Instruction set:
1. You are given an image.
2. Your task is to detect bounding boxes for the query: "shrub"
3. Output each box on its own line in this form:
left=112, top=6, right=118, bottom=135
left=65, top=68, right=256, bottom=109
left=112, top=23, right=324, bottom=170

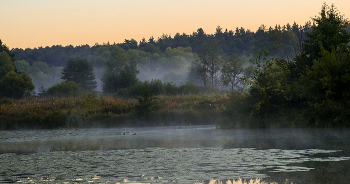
left=222, top=92, right=253, bottom=128
left=41, top=81, right=84, bottom=98
left=65, top=114, right=83, bottom=128
left=164, top=82, right=178, bottom=96
left=178, top=81, right=200, bottom=95
left=42, top=110, right=67, bottom=129
left=149, top=79, right=164, bottom=95
left=134, top=88, right=159, bottom=121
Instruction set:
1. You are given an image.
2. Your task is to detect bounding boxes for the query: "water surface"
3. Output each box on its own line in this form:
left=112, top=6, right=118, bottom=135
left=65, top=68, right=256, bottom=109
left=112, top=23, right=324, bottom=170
left=1, top=126, right=350, bottom=183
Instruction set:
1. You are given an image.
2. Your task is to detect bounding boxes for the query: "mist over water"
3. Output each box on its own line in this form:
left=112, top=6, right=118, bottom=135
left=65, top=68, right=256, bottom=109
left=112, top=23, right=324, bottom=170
left=1, top=126, right=350, bottom=183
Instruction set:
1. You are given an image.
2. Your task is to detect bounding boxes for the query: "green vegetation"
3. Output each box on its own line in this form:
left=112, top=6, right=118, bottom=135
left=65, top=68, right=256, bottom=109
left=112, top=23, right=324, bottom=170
left=0, top=94, right=228, bottom=130
left=222, top=3, right=350, bottom=129
left=102, top=46, right=139, bottom=94
left=192, top=40, right=224, bottom=88
left=40, top=81, right=84, bottom=98
left=62, top=57, right=97, bottom=92
left=14, top=59, right=63, bottom=91
left=221, top=54, right=245, bottom=92
left=1, top=3, right=350, bottom=130
left=0, top=47, right=35, bottom=99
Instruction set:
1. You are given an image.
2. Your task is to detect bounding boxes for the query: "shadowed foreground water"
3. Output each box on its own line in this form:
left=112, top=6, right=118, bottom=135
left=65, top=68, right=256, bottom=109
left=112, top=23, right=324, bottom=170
left=1, top=125, right=350, bottom=183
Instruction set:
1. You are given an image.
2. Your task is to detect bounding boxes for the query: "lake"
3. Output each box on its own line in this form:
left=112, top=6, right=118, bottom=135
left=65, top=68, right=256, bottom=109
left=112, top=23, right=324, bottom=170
left=1, top=125, right=350, bottom=183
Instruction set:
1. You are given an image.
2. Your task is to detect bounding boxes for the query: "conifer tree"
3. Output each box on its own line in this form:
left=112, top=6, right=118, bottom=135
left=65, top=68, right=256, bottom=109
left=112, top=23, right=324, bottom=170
left=62, top=57, right=97, bottom=92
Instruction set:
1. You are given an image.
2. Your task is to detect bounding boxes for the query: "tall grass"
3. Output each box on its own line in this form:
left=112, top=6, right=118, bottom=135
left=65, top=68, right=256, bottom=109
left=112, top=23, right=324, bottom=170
left=0, top=94, right=229, bottom=130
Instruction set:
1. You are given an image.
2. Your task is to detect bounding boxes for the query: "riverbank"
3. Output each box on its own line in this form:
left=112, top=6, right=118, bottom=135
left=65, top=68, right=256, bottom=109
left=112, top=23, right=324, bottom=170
left=0, top=94, right=228, bottom=130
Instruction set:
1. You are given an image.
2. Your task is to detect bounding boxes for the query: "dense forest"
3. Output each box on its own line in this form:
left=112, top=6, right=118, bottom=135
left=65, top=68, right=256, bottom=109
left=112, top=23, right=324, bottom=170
left=13, top=21, right=312, bottom=66
left=1, top=3, right=350, bottom=130
left=11, top=21, right=315, bottom=92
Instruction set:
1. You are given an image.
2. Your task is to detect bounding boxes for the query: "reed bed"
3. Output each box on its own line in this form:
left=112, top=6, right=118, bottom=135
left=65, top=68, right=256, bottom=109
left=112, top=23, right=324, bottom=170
left=0, top=94, right=229, bottom=130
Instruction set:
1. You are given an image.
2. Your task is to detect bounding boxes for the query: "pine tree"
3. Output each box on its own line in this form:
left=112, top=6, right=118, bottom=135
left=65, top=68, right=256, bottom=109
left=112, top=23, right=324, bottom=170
left=61, top=57, right=97, bottom=92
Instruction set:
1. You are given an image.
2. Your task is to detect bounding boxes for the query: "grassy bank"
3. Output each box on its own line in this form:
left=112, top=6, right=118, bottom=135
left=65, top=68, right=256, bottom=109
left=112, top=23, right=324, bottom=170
left=0, top=94, right=229, bottom=130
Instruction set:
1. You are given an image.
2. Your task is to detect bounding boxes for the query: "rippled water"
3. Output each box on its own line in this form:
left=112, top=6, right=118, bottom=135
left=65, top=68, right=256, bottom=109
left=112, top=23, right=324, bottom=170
left=1, top=126, right=350, bottom=183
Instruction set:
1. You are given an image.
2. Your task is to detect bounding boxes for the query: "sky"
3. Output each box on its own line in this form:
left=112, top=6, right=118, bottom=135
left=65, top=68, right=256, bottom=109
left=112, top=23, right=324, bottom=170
left=2, top=0, right=350, bottom=49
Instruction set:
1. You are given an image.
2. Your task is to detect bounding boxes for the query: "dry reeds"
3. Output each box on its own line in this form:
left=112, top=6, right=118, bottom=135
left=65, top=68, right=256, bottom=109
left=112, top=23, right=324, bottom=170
left=0, top=94, right=229, bottom=130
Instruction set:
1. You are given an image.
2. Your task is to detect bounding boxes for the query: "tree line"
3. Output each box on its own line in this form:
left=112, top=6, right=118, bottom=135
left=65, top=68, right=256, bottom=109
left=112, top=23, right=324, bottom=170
left=1, top=3, right=350, bottom=128
left=12, top=21, right=325, bottom=67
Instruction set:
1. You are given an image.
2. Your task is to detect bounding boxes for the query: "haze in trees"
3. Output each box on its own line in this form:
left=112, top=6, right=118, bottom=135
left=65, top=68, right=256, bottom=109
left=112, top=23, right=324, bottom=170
left=221, top=54, right=244, bottom=92
left=102, top=46, right=139, bottom=94
left=247, top=51, right=290, bottom=128
left=2, top=2, right=350, bottom=129
left=192, top=40, right=224, bottom=88
left=14, top=59, right=63, bottom=93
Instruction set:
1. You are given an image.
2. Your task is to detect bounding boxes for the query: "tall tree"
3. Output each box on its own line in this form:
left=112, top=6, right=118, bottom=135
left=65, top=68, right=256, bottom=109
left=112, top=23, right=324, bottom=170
left=0, top=39, right=16, bottom=72
left=61, top=57, right=97, bottom=92
left=0, top=51, right=15, bottom=78
left=102, top=46, right=139, bottom=94
left=221, top=54, right=244, bottom=92
left=193, top=40, right=223, bottom=88
left=247, top=51, right=289, bottom=128
left=301, top=44, right=350, bottom=127
left=0, top=51, right=34, bottom=98
left=0, top=71, right=34, bottom=98
left=293, top=3, right=350, bottom=77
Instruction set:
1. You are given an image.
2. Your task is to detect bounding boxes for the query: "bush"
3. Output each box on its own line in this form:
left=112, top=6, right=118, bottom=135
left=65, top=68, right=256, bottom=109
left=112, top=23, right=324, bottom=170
left=65, top=114, right=83, bottom=128
left=134, top=88, right=159, bottom=121
left=164, top=82, right=178, bottom=96
left=0, top=97, right=13, bottom=105
left=103, top=102, right=134, bottom=115
left=41, top=81, right=84, bottom=97
left=42, top=110, right=67, bottom=129
left=0, top=71, right=35, bottom=98
left=149, top=79, right=165, bottom=95
left=222, top=92, right=253, bottom=128
left=178, top=81, right=200, bottom=95
left=123, top=81, right=146, bottom=97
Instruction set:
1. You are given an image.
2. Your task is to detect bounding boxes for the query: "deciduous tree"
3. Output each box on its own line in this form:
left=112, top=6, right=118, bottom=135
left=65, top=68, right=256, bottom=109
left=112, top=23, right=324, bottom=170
left=192, top=40, right=223, bottom=88
left=102, top=46, right=139, bottom=94
left=0, top=71, right=34, bottom=98
left=0, top=51, right=14, bottom=78
left=247, top=51, right=289, bottom=127
left=221, top=54, right=244, bottom=92
left=0, top=51, right=34, bottom=98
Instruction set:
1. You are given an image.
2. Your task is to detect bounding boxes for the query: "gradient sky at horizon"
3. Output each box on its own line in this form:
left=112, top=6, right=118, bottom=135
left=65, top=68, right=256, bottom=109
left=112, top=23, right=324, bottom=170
left=2, top=0, right=350, bottom=49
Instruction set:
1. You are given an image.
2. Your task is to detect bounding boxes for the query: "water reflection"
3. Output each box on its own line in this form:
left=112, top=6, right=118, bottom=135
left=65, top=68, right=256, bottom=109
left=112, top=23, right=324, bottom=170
left=1, top=148, right=349, bottom=183
left=1, top=126, right=350, bottom=183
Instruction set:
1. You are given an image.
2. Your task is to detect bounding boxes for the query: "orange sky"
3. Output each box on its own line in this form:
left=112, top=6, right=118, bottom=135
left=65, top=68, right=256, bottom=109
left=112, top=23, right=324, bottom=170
left=2, top=0, right=350, bottom=49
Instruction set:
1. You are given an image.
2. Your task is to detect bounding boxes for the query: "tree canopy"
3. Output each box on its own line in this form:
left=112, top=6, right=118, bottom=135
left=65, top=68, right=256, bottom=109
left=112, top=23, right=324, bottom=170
left=102, top=46, right=139, bottom=94
left=0, top=50, right=34, bottom=98
left=61, top=57, right=97, bottom=92
left=221, top=54, right=244, bottom=92
left=293, top=3, right=350, bottom=77
left=192, top=40, right=224, bottom=88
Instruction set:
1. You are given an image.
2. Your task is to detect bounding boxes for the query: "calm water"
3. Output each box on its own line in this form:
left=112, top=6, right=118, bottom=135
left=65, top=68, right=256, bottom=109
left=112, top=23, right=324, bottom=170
left=1, top=125, right=350, bottom=183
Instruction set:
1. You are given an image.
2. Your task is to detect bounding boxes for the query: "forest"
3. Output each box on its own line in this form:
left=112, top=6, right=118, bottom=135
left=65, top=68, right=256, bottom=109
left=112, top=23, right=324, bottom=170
left=1, top=3, right=350, bottom=130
